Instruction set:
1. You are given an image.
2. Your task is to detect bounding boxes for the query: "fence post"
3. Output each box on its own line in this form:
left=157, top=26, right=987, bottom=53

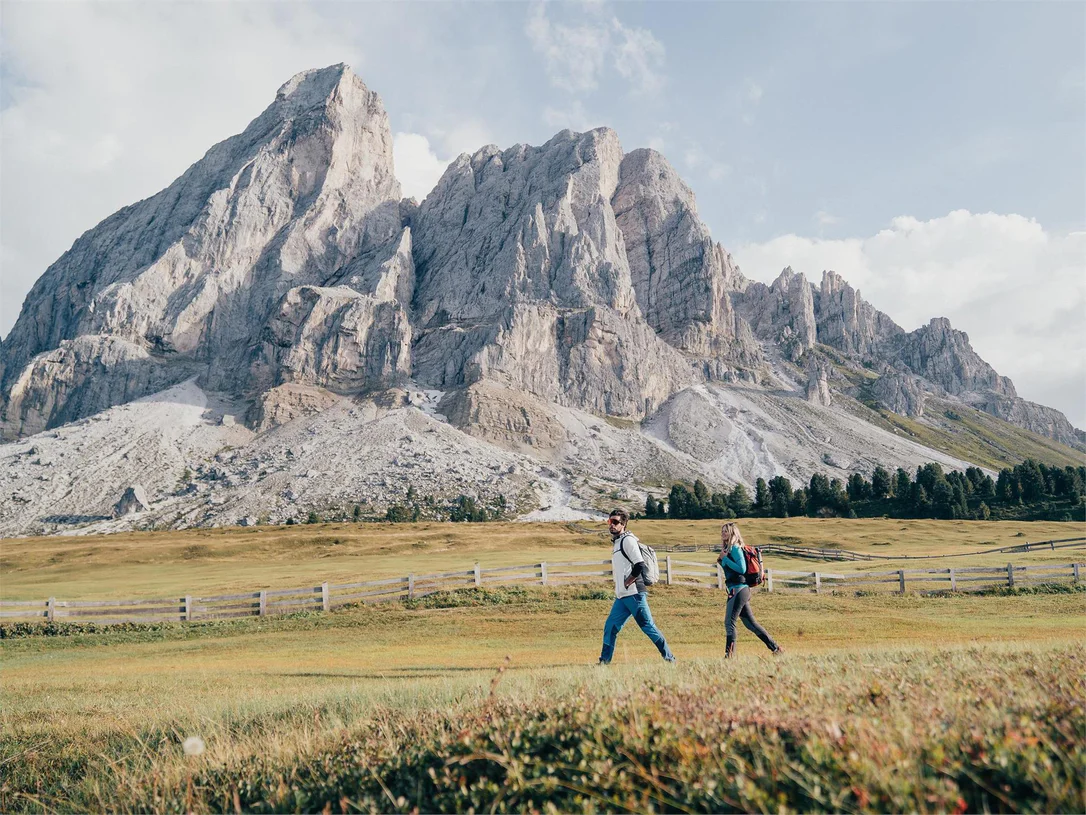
left=898, top=570, right=906, bottom=594
left=541, top=562, right=549, bottom=586
left=184, top=595, right=193, bottom=622
left=47, top=596, right=55, bottom=622
left=814, top=573, right=822, bottom=594
left=1074, top=563, right=1081, bottom=585
left=259, top=590, right=267, bottom=617
left=321, top=582, right=330, bottom=612
left=949, top=568, right=957, bottom=591
left=766, top=568, right=773, bottom=593
left=716, top=564, right=724, bottom=590
left=474, top=563, right=482, bottom=587
left=408, top=574, right=416, bottom=600
left=666, top=555, right=672, bottom=585
left=1007, top=562, right=1014, bottom=589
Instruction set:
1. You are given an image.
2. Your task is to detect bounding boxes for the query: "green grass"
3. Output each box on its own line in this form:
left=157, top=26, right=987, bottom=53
left=855, top=396, right=1084, bottom=471
left=1, top=585, right=1083, bottom=812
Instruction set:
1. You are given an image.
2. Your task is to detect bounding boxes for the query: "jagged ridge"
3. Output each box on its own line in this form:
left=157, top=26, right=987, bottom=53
left=1, top=64, right=1080, bottom=468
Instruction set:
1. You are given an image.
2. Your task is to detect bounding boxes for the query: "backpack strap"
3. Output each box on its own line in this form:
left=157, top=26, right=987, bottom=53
left=615, top=532, right=635, bottom=563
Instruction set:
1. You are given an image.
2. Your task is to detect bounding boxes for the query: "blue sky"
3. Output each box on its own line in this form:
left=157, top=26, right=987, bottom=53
left=2, top=1, right=1083, bottom=426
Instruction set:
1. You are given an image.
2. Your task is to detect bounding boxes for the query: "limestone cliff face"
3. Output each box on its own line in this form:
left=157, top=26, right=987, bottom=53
left=971, top=393, right=1085, bottom=448
left=1, top=64, right=406, bottom=439
left=2, top=64, right=1080, bottom=452
left=611, top=149, right=761, bottom=378
left=870, top=371, right=928, bottom=418
left=412, top=129, right=633, bottom=324
left=250, top=285, right=412, bottom=395
left=409, top=129, right=697, bottom=419
left=814, top=271, right=903, bottom=357
left=731, top=265, right=1080, bottom=445
left=734, top=267, right=817, bottom=362
left=891, top=318, right=1015, bottom=398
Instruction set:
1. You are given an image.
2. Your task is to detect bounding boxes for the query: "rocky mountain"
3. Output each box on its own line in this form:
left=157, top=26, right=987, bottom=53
left=1, top=64, right=1081, bottom=536
left=1, top=65, right=409, bottom=438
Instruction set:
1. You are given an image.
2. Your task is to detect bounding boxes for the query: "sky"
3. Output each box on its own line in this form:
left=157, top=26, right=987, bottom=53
left=1, top=1, right=1084, bottom=428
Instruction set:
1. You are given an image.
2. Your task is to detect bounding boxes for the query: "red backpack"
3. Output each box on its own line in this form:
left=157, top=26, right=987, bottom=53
left=742, top=544, right=764, bottom=587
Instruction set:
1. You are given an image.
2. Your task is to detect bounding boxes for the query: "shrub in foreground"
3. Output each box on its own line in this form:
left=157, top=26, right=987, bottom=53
left=121, top=651, right=1083, bottom=814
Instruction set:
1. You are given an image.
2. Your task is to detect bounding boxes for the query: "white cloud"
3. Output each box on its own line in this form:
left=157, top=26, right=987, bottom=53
left=393, top=133, right=452, bottom=201
left=392, top=119, right=496, bottom=201
left=526, top=3, right=611, bottom=94
left=613, top=20, right=666, bottom=95
left=0, top=1, right=360, bottom=338
left=526, top=2, right=665, bottom=97
left=746, top=79, right=764, bottom=103
left=815, top=210, right=840, bottom=227
left=733, top=211, right=1086, bottom=428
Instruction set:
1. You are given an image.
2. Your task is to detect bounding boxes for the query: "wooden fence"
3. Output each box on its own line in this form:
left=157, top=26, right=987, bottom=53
left=1, top=556, right=1081, bottom=625
left=0, top=559, right=611, bottom=624
left=658, top=536, right=1086, bottom=561
left=761, top=561, right=1083, bottom=593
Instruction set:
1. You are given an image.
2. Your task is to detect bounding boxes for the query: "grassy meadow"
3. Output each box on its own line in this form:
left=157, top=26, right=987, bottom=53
left=2, top=518, right=1084, bottom=812
left=1, top=517, right=1082, bottom=601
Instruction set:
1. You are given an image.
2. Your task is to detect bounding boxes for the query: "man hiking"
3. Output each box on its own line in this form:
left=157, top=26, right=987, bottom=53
left=598, top=509, right=676, bottom=665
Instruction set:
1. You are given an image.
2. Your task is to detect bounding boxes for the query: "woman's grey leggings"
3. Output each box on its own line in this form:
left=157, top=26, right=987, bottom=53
left=725, top=586, right=779, bottom=651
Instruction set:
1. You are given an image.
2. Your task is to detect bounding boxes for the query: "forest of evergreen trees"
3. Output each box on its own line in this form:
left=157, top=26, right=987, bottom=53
left=644, top=459, right=1086, bottom=522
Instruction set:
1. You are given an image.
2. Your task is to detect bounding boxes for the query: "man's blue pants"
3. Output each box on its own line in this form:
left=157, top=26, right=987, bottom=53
left=599, top=593, right=674, bottom=663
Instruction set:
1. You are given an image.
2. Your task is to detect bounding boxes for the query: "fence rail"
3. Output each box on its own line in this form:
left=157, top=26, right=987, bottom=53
left=657, top=536, right=1086, bottom=561
left=1, top=556, right=1081, bottom=625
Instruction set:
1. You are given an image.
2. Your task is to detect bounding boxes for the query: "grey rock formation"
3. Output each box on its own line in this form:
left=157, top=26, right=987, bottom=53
left=969, top=393, right=1085, bottom=448
left=806, top=362, right=832, bottom=406
left=1, top=62, right=1080, bottom=463
left=410, top=129, right=697, bottom=419
left=2, top=335, right=203, bottom=439
left=1, top=64, right=405, bottom=439
left=439, top=381, right=567, bottom=452
left=113, top=484, right=150, bottom=517
left=246, top=383, right=341, bottom=433
left=891, top=318, right=1015, bottom=397
left=814, top=270, right=903, bottom=357
left=734, top=267, right=817, bottom=362
left=871, top=371, right=928, bottom=417
left=612, top=148, right=761, bottom=377
left=249, top=285, right=412, bottom=395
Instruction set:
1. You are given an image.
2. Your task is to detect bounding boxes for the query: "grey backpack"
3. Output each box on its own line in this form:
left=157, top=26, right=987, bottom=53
left=617, top=533, right=660, bottom=586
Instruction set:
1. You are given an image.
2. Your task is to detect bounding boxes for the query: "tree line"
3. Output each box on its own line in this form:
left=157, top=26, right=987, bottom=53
left=645, top=460, right=1086, bottom=522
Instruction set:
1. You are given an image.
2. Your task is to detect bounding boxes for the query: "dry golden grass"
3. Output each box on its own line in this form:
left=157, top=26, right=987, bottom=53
left=1, top=517, right=1082, bottom=601
left=2, top=585, right=1084, bottom=813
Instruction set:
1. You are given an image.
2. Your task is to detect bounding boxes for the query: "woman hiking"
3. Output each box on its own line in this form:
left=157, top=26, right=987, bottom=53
left=717, top=522, right=783, bottom=658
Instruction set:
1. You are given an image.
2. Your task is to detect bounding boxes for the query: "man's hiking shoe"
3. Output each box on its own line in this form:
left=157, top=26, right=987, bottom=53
left=596, top=659, right=610, bottom=666
left=664, top=656, right=677, bottom=664
left=772, top=647, right=785, bottom=657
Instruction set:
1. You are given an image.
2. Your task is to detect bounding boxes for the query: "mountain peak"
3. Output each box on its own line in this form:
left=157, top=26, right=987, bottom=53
left=274, top=63, right=355, bottom=106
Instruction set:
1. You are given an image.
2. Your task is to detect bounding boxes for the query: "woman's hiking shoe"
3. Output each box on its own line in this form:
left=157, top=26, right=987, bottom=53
left=772, top=646, right=785, bottom=656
